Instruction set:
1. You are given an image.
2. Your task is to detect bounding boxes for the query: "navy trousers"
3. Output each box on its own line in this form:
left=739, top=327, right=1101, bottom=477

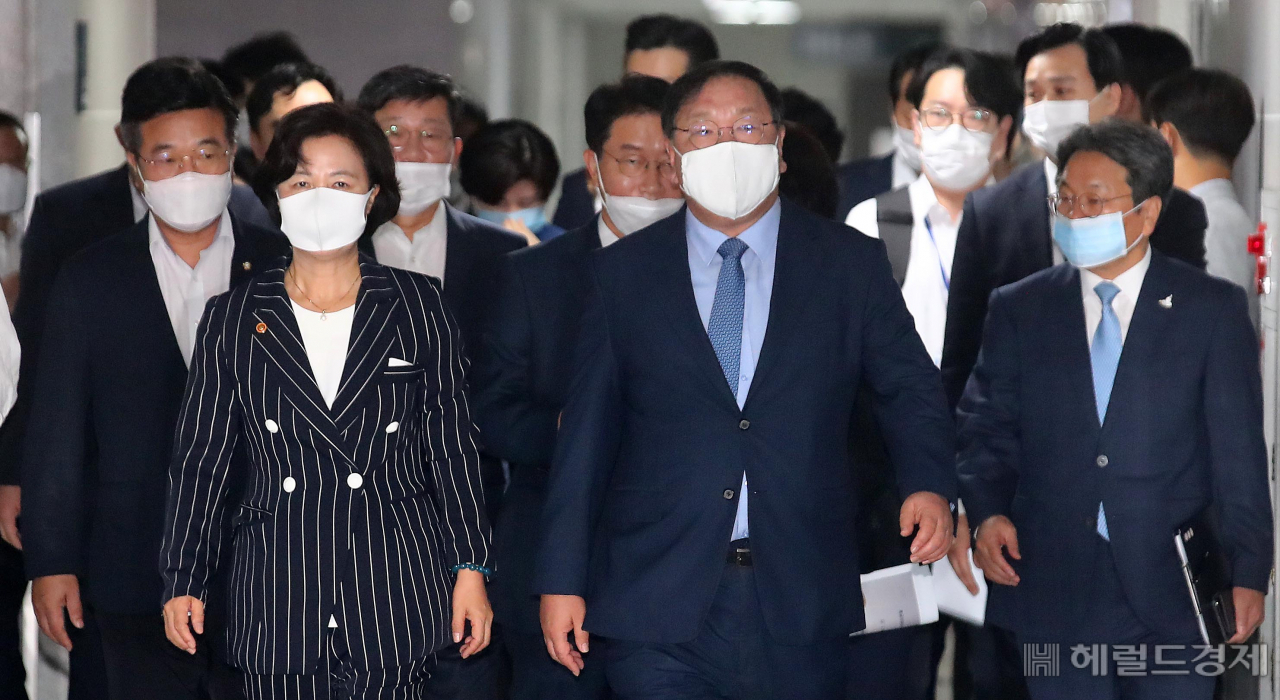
left=1017, top=540, right=1214, bottom=700
left=505, top=626, right=608, bottom=700
left=603, top=563, right=849, bottom=700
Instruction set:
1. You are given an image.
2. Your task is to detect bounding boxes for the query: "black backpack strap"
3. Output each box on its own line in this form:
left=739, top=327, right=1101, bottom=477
left=876, top=186, right=914, bottom=286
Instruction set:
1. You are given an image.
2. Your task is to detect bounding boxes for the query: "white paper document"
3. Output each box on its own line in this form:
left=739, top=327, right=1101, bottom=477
left=931, top=551, right=989, bottom=626
left=853, top=563, right=939, bottom=635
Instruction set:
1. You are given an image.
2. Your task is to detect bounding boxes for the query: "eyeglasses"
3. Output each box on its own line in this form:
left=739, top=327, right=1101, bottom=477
left=1048, top=192, right=1133, bottom=218
left=919, top=106, right=996, bottom=133
left=602, top=150, right=676, bottom=178
left=136, top=148, right=231, bottom=179
left=383, top=124, right=453, bottom=153
left=674, top=116, right=775, bottom=150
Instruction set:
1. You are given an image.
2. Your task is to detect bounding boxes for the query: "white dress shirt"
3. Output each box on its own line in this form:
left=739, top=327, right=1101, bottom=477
left=372, top=204, right=448, bottom=284
left=148, top=212, right=235, bottom=365
left=0, top=286, right=18, bottom=422
left=597, top=215, right=623, bottom=248
left=291, top=302, right=354, bottom=409
left=1080, top=245, right=1151, bottom=346
left=1190, top=178, right=1258, bottom=324
left=891, top=149, right=918, bottom=189
left=845, top=174, right=959, bottom=367
left=0, top=217, right=22, bottom=278
left=1045, top=159, right=1065, bottom=266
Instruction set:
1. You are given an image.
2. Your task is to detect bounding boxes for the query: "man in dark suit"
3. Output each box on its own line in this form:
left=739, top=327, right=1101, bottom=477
left=959, top=120, right=1271, bottom=700
left=943, top=22, right=1207, bottom=410
left=536, top=60, right=957, bottom=699
left=834, top=42, right=937, bottom=221
left=474, top=74, right=681, bottom=700
left=21, top=57, right=285, bottom=700
left=552, top=13, right=719, bottom=232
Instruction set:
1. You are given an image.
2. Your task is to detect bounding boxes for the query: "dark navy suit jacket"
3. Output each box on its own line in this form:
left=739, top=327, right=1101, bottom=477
left=473, top=220, right=602, bottom=633
left=943, top=161, right=1208, bottom=409
left=535, top=200, right=957, bottom=644
left=957, top=252, right=1272, bottom=641
left=551, top=169, right=596, bottom=232
left=835, top=153, right=894, bottom=222
left=0, top=164, right=272, bottom=485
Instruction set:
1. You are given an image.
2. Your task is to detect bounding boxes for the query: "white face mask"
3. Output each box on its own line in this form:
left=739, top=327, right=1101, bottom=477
left=919, top=124, right=995, bottom=192
left=139, top=169, right=233, bottom=232
left=678, top=140, right=780, bottom=221
left=593, top=155, right=683, bottom=236
left=277, top=187, right=373, bottom=252
left=395, top=161, right=451, bottom=217
left=0, top=164, right=27, bottom=214
left=1021, top=99, right=1090, bottom=161
left=893, top=125, right=922, bottom=172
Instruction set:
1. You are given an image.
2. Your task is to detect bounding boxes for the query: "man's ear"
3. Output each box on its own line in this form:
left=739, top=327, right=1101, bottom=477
left=1139, top=196, right=1163, bottom=236
left=993, top=115, right=1014, bottom=161
left=452, top=137, right=463, bottom=166
left=1156, top=122, right=1181, bottom=157
left=912, top=109, right=924, bottom=149
left=583, top=149, right=600, bottom=185
left=776, top=124, right=787, bottom=174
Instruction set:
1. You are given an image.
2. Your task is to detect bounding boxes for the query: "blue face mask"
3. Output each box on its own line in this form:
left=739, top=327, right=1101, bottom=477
left=1052, top=205, right=1144, bottom=269
left=474, top=205, right=547, bottom=232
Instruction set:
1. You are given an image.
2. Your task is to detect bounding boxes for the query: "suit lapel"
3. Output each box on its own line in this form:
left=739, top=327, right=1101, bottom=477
left=1027, top=164, right=1054, bottom=269
left=331, top=262, right=401, bottom=424
left=121, top=222, right=187, bottom=373
left=229, top=214, right=286, bottom=286
left=746, top=203, right=819, bottom=405
left=1100, top=252, right=1176, bottom=435
left=441, top=204, right=470, bottom=307
left=1045, top=265, right=1103, bottom=434
left=104, top=164, right=139, bottom=232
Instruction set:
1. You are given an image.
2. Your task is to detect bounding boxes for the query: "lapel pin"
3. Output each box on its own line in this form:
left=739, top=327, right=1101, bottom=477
left=1158, top=294, right=1173, bottom=309
left=242, top=261, right=252, bottom=271
left=256, top=322, right=267, bottom=334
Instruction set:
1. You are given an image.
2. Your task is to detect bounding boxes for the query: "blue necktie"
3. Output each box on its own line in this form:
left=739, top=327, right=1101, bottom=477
left=1091, top=281, right=1121, bottom=541
left=708, top=238, right=749, bottom=393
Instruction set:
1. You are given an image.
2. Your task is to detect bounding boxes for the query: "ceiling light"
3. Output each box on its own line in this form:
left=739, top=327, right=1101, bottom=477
left=702, top=0, right=802, bottom=25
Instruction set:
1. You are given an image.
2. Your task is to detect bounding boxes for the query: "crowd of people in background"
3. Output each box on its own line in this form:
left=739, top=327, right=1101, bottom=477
left=0, top=9, right=1268, bottom=700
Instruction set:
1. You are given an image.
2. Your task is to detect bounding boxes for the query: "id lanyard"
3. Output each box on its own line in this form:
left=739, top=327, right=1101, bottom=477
left=923, top=215, right=951, bottom=292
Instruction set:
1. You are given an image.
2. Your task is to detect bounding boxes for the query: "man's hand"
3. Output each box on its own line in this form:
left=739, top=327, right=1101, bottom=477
left=900, top=491, right=953, bottom=564
left=162, top=595, right=204, bottom=654
left=452, top=569, right=493, bottom=659
left=1228, top=587, right=1265, bottom=644
left=0, top=486, right=20, bottom=550
left=540, top=594, right=588, bottom=676
left=32, top=574, right=83, bottom=651
left=972, top=515, right=1020, bottom=586
left=948, top=512, right=981, bottom=595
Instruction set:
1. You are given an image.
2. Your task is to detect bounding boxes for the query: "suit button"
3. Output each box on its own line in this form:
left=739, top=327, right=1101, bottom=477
left=1096, top=455, right=1109, bottom=468
left=282, top=477, right=296, bottom=493
left=347, top=473, right=363, bottom=489
left=265, top=419, right=279, bottom=434
left=385, top=421, right=399, bottom=434
left=723, top=489, right=735, bottom=500
left=739, top=419, right=750, bottom=430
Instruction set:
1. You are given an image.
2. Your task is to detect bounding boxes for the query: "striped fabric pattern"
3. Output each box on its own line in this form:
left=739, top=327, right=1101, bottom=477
left=161, top=258, right=491, bottom=676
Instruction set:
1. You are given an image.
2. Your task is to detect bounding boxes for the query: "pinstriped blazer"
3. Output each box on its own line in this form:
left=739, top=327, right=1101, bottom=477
left=160, top=257, right=492, bottom=675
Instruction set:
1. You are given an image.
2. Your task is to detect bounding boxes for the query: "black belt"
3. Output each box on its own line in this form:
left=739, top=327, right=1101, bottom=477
left=728, top=539, right=752, bottom=566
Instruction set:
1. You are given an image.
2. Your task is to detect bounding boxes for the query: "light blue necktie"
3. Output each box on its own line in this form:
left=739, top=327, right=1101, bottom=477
left=1090, top=281, right=1121, bottom=541
left=708, top=238, right=749, bottom=539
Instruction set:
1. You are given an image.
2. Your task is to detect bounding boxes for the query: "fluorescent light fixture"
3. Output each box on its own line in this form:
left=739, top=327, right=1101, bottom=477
left=702, top=0, right=802, bottom=25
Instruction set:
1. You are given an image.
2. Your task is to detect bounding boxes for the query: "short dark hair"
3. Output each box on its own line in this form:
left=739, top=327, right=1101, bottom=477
left=458, top=119, right=561, bottom=206
left=455, top=96, right=489, bottom=142
left=252, top=102, right=400, bottom=238
left=625, top=14, right=720, bottom=68
left=662, top=60, right=784, bottom=139
left=889, top=42, right=943, bottom=102
left=1015, top=23, right=1123, bottom=93
left=779, top=122, right=838, bottom=220
left=780, top=88, right=843, bottom=163
left=1101, top=23, right=1193, bottom=106
left=907, top=48, right=1022, bottom=132
left=220, top=32, right=309, bottom=99
left=1148, top=68, right=1256, bottom=165
left=584, top=75, right=671, bottom=155
left=120, top=57, right=238, bottom=154
left=356, top=66, right=461, bottom=131
left=1056, top=120, right=1173, bottom=206
left=246, top=62, right=343, bottom=134
left=0, top=111, right=27, bottom=153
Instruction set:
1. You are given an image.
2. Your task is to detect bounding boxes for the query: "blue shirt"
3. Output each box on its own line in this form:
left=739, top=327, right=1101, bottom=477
left=686, top=201, right=781, bottom=541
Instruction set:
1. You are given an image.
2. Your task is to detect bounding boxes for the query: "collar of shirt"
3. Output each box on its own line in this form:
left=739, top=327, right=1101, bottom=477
left=1044, top=158, right=1059, bottom=196
left=597, top=214, right=623, bottom=248
left=131, top=181, right=149, bottom=223
left=1188, top=178, right=1237, bottom=204
left=1079, top=244, right=1152, bottom=344
left=685, top=198, right=781, bottom=272
left=892, top=149, right=918, bottom=189
left=371, top=202, right=449, bottom=281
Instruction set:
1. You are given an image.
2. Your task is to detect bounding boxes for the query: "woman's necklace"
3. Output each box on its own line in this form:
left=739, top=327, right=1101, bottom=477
left=289, top=266, right=360, bottom=321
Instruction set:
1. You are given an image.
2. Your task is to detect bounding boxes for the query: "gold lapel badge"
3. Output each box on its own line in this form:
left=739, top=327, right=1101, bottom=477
left=242, top=261, right=252, bottom=271
left=256, top=322, right=267, bottom=334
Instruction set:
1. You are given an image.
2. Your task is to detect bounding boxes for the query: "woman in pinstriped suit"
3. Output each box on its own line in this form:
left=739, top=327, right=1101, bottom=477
left=159, top=103, right=493, bottom=699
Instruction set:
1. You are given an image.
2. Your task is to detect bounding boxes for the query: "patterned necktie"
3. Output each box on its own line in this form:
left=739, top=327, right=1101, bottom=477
left=707, top=237, right=749, bottom=394
left=1091, top=281, right=1122, bottom=541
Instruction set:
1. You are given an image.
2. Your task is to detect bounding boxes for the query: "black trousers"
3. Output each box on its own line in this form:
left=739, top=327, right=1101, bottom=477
left=603, top=562, right=849, bottom=700
left=96, top=611, right=243, bottom=700
left=423, top=630, right=506, bottom=700
left=847, top=625, right=933, bottom=700
left=504, top=625, right=608, bottom=700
